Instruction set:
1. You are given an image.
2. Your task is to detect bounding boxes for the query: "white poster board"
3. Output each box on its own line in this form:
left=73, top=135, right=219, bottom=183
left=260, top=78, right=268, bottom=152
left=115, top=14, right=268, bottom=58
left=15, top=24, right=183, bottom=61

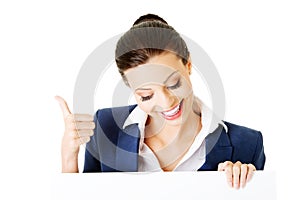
left=51, top=171, right=276, bottom=200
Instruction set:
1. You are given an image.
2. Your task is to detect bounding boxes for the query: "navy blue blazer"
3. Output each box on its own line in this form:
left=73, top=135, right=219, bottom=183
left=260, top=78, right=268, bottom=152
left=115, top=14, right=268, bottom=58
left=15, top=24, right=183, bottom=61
left=83, top=105, right=265, bottom=172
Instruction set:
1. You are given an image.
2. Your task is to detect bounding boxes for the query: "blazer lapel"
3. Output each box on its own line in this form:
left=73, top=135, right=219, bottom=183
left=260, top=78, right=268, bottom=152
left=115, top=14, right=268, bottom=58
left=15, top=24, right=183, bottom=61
left=199, top=124, right=233, bottom=170
left=115, top=123, right=140, bottom=172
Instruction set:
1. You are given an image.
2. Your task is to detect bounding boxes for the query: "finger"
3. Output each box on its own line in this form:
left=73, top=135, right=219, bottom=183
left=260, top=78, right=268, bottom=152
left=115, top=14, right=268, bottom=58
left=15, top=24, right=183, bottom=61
left=77, top=130, right=94, bottom=137
left=76, top=136, right=91, bottom=145
left=55, top=96, right=71, bottom=117
left=225, top=167, right=233, bottom=188
left=223, top=162, right=233, bottom=187
left=219, top=161, right=233, bottom=170
left=240, top=164, right=248, bottom=188
left=65, top=130, right=79, bottom=139
left=220, top=161, right=233, bottom=187
left=218, top=162, right=224, bottom=171
left=65, top=114, right=93, bottom=125
left=67, top=121, right=95, bottom=130
left=75, top=122, right=95, bottom=130
left=65, top=114, right=94, bottom=127
left=233, top=161, right=241, bottom=189
left=73, top=114, right=93, bottom=122
left=246, top=164, right=256, bottom=182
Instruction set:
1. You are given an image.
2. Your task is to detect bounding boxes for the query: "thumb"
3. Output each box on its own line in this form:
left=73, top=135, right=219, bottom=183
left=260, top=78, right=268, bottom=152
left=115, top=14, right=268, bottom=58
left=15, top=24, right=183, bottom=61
left=55, top=95, right=71, bottom=117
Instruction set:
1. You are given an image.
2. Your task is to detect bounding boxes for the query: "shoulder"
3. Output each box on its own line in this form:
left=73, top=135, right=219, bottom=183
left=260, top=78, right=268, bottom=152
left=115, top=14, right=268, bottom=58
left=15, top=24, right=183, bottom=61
left=95, top=104, right=137, bottom=123
left=223, top=121, right=263, bottom=149
left=91, top=104, right=138, bottom=145
left=95, top=104, right=137, bottom=117
left=222, top=121, right=265, bottom=169
left=224, top=121, right=262, bottom=138
left=93, top=104, right=137, bottom=134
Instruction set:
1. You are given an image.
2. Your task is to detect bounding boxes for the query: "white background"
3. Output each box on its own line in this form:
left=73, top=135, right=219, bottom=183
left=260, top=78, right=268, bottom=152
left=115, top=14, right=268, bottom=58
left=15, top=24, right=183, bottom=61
left=0, top=0, right=299, bottom=199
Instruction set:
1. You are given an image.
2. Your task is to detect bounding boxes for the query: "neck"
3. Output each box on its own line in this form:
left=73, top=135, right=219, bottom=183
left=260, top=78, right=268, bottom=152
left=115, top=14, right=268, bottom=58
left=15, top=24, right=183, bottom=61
left=144, top=106, right=202, bottom=152
left=144, top=109, right=202, bottom=170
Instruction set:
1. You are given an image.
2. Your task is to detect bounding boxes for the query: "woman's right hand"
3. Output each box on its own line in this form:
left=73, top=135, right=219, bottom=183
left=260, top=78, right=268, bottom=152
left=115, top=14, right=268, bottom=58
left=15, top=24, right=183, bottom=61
left=55, top=96, right=95, bottom=173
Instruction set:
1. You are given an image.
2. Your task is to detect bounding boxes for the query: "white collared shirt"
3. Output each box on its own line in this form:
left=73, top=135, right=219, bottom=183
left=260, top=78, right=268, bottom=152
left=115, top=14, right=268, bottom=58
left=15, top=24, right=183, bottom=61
left=123, top=97, right=227, bottom=172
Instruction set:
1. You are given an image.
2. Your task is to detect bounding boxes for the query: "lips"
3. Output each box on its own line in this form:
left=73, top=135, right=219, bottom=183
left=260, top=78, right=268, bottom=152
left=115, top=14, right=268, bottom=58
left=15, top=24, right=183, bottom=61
left=161, top=100, right=183, bottom=120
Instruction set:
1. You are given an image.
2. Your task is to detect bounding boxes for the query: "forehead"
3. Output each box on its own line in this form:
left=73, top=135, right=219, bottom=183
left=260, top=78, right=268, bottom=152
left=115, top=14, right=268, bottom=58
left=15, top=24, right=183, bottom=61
left=124, top=64, right=179, bottom=90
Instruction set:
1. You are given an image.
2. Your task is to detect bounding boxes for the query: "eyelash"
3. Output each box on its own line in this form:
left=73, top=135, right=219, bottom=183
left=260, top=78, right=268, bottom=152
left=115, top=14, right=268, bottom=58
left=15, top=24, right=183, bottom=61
left=140, top=79, right=182, bottom=102
left=167, top=79, right=181, bottom=90
left=141, top=94, right=153, bottom=102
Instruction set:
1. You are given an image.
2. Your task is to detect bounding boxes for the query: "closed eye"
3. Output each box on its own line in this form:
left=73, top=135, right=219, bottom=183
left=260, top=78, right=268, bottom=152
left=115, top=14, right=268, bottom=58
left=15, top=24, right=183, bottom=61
left=167, top=79, right=181, bottom=90
left=140, top=94, right=153, bottom=102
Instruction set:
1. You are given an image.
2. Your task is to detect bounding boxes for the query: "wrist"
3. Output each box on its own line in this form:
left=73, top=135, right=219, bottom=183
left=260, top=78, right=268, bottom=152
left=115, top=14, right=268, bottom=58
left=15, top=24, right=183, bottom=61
left=61, top=153, right=79, bottom=173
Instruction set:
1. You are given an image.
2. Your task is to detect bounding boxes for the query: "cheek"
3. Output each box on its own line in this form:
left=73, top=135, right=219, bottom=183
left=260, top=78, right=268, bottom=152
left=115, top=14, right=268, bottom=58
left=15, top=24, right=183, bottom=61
left=137, top=102, right=154, bottom=114
left=175, top=85, right=192, bottom=98
left=134, top=94, right=152, bottom=113
left=170, top=82, right=193, bottom=99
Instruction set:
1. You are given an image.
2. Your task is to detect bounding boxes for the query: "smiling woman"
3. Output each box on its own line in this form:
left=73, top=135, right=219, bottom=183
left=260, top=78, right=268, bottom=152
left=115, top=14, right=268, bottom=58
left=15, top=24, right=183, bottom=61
left=55, top=13, right=265, bottom=189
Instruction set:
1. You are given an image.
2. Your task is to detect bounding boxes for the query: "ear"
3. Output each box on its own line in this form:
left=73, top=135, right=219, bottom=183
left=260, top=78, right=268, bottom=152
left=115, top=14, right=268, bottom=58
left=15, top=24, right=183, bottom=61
left=186, top=56, right=192, bottom=75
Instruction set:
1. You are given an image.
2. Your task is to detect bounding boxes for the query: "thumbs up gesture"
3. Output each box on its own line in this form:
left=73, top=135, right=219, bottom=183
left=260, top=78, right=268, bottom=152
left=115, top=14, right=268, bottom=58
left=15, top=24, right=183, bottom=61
left=55, top=96, right=95, bottom=172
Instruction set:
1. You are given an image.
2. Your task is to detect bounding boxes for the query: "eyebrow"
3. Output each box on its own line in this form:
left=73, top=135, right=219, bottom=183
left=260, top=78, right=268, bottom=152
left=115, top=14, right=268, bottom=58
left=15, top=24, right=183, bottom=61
left=135, top=70, right=179, bottom=91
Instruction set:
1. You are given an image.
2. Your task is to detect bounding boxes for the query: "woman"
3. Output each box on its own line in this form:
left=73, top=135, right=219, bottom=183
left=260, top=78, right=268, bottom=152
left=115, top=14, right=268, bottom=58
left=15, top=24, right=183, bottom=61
left=56, top=14, right=265, bottom=189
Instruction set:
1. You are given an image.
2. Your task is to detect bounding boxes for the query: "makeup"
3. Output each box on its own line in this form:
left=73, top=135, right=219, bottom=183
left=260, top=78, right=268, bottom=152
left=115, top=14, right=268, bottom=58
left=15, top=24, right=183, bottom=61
left=125, top=63, right=192, bottom=100
left=124, top=61, right=196, bottom=130
left=161, top=100, right=183, bottom=120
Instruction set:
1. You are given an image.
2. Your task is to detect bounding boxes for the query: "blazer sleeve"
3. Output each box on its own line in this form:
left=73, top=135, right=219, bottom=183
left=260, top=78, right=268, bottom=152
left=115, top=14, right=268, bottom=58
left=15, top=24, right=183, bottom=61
left=252, top=131, right=266, bottom=170
left=83, top=110, right=102, bottom=172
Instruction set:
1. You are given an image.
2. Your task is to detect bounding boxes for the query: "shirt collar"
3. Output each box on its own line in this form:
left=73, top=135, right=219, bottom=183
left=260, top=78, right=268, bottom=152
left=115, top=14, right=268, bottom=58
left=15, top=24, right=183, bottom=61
left=123, top=104, right=148, bottom=129
left=122, top=96, right=228, bottom=133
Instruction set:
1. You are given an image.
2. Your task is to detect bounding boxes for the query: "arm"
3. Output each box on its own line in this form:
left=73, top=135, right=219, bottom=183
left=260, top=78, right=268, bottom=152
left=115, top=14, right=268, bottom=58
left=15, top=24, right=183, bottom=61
left=252, top=131, right=266, bottom=170
left=56, top=96, right=95, bottom=173
left=83, top=112, right=102, bottom=172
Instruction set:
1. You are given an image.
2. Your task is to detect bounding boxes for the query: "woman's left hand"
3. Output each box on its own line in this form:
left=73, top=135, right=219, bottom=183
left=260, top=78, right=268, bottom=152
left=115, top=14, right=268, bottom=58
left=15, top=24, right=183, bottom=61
left=218, top=161, right=256, bottom=189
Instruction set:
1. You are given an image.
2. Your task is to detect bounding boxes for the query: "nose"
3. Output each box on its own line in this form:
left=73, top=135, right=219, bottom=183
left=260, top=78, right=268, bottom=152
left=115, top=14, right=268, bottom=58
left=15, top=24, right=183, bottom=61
left=154, top=87, right=179, bottom=112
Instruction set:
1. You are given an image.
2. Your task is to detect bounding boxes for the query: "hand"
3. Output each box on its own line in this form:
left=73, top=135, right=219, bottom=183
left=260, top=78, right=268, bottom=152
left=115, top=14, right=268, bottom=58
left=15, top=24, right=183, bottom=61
left=218, top=161, right=256, bottom=189
left=55, top=96, right=95, bottom=172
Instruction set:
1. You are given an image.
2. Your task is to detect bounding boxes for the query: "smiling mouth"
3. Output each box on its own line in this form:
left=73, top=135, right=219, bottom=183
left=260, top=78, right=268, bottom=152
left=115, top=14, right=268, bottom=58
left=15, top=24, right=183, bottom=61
left=161, top=100, right=183, bottom=120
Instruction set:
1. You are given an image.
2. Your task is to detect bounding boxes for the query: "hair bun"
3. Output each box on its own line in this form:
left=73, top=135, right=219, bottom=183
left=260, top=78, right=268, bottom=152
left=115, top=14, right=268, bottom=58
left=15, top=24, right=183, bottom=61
left=133, top=14, right=168, bottom=26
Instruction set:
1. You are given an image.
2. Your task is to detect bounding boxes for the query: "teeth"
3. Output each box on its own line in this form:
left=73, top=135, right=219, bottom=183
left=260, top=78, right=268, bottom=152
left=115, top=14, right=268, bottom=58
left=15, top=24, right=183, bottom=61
left=162, top=103, right=180, bottom=116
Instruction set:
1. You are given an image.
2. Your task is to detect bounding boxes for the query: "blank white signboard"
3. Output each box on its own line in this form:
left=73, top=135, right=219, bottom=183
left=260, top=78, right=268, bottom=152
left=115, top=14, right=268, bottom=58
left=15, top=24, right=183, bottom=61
left=51, top=171, right=276, bottom=200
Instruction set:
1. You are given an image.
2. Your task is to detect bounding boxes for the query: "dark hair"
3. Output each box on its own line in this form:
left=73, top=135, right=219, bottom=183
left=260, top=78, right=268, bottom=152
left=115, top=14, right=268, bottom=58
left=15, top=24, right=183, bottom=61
left=132, top=14, right=168, bottom=26
left=115, top=14, right=190, bottom=85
